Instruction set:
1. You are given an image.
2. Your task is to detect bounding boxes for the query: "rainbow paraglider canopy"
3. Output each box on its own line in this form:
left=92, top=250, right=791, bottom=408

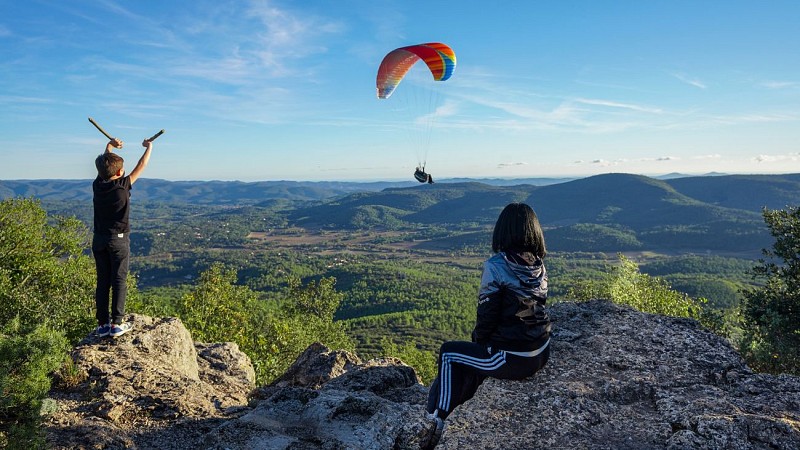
left=376, top=43, right=456, bottom=99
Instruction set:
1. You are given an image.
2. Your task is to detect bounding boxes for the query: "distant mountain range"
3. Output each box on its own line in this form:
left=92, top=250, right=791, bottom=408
left=2, top=172, right=792, bottom=205
left=3, top=173, right=798, bottom=255
left=283, top=173, right=799, bottom=254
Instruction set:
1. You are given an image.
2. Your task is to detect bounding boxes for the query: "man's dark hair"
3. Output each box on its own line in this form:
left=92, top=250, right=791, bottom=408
left=95, top=153, right=124, bottom=181
left=491, top=202, right=547, bottom=257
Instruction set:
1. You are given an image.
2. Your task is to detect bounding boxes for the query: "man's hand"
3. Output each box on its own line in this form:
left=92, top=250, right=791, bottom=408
left=142, top=139, right=153, bottom=150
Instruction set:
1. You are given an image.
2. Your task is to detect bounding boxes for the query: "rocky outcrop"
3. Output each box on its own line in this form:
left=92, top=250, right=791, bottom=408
left=44, top=301, right=800, bottom=449
left=45, top=315, right=256, bottom=449
left=208, top=343, right=431, bottom=449
left=44, top=316, right=432, bottom=449
left=441, top=300, right=800, bottom=449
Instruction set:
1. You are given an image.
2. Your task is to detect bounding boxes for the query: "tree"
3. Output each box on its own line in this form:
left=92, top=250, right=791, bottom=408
left=379, top=336, right=436, bottom=385
left=0, top=198, right=96, bottom=341
left=134, top=263, right=356, bottom=384
left=0, top=198, right=97, bottom=448
left=739, top=206, right=800, bottom=374
left=176, top=262, right=259, bottom=344
left=568, top=254, right=704, bottom=319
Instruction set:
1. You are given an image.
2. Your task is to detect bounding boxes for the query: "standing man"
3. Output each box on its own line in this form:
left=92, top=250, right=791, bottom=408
left=92, top=136, right=153, bottom=337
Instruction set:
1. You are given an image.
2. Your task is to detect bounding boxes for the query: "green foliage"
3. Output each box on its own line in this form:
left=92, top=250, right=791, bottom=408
left=131, top=262, right=354, bottom=385
left=0, top=198, right=102, bottom=448
left=245, top=273, right=355, bottom=383
left=568, top=254, right=705, bottom=320
left=266, top=276, right=355, bottom=379
left=379, top=336, right=437, bottom=385
left=178, top=262, right=259, bottom=343
left=349, top=205, right=408, bottom=229
left=547, top=223, right=642, bottom=252
left=0, top=198, right=96, bottom=343
left=739, top=206, right=800, bottom=375
left=0, top=319, right=69, bottom=449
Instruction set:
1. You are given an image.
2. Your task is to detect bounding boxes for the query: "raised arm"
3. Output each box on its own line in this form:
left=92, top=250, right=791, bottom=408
left=105, top=138, right=123, bottom=154
left=128, top=139, right=153, bottom=185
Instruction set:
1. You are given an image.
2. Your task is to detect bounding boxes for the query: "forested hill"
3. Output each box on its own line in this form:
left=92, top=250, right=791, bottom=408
left=286, top=173, right=799, bottom=254
left=289, top=173, right=800, bottom=227
left=0, top=179, right=416, bottom=203
left=2, top=173, right=799, bottom=255
left=2, top=173, right=797, bottom=210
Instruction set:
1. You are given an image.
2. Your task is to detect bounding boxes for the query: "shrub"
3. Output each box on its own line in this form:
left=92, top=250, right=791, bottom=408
left=0, top=319, right=69, bottom=449
left=739, top=206, right=800, bottom=374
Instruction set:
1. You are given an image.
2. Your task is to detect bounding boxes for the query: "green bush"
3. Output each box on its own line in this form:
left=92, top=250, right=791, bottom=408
left=568, top=254, right=707, bottom=320
left=131, top=263, right=355, bottom=385
left=739, top=206, right=800, bottom=375
left=0, top=197, right=104, bottom=449
left=0, top=320, right=69, bottom=449
left=379, top=337, right=437, bottom=385
left=0, top=197, right=96, bottom=343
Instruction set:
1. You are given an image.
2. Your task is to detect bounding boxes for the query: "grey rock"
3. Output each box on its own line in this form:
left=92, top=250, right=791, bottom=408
left=45, top=314, right=255, bottom=449
left=438, top=300, right=800, bottom=450
left=44, top=301, right=800, bottom=449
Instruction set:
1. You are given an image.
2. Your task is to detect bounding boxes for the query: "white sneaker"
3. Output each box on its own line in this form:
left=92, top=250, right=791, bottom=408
left=109, top=322, right=132, bottom=337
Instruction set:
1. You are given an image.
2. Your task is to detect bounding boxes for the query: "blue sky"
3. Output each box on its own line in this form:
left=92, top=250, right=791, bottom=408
left=1, top=0, right=799, bottom=182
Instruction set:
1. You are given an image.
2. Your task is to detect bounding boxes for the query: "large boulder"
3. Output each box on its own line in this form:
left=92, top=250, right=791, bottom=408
left=439, top=300, right=800, bottom=449
left=45, top=315, right=255, bottom=449
left=208, top=344, right=431, bottom=449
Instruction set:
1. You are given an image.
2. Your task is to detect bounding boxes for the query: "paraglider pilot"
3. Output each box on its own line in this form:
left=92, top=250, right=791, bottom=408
left=414, top=166, right=434, bottom=184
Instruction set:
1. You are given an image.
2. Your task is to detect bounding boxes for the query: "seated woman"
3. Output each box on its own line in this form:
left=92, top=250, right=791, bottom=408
left=421, top=202, right=551, bottom=449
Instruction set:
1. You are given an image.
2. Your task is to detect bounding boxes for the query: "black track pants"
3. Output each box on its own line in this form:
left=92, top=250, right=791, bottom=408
left=92, top=232, right=130, bottom=326
left=426, top=340, right=549, bottom=419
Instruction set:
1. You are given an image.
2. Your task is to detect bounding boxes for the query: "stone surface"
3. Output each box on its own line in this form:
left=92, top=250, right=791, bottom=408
left=439, top=300, right=800, bottom=450
left=45, top=315, right=255, bottom=449
left=44, top=301, right=800, bottom=449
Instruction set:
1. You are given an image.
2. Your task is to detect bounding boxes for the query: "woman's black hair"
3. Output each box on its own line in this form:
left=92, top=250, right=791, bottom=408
left=491, top=202, right=546, bottom=257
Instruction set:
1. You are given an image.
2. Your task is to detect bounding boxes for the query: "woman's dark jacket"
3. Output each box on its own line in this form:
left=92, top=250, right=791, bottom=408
left=472, top=251, right=551, bottom=352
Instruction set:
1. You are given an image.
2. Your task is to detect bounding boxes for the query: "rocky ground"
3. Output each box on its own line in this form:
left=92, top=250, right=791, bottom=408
left=44, top=300, right=800, bottom=449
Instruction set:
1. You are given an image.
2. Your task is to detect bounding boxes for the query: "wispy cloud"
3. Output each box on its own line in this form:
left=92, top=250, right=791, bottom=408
left=0, top=95, right=54, bottom=104
left=672, top=72, right=707, bottom=89
left=246, top=0, right=344, bottom=76
left=753, top=152, right=800, bottom=163
left=574, top=98, right=663, bottom=114
left=707, top=112, right=799, bottom=125
left=498, top=162, right=528, bottom=168
left=760, top=80, right=799, bottom=89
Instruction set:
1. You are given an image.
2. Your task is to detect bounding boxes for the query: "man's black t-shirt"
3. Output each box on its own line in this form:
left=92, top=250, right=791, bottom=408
left=93, top=175, right=132, bottom=235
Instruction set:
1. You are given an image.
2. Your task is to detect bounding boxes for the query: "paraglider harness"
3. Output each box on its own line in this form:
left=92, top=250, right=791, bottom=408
left=414, top=166, right=434, bottom=184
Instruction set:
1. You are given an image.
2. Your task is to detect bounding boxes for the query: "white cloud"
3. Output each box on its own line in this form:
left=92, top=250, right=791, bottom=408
left=574, top=98, right=663, bottom=114
left=753, top=152, right=800, bottom=163
left=760, top=80, right=799, bottom=89
left=497, top=162, right=528, bottom=168
left=246, top=0, right=345, bottom=76
left=672, top=73, right=707, bottom=89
